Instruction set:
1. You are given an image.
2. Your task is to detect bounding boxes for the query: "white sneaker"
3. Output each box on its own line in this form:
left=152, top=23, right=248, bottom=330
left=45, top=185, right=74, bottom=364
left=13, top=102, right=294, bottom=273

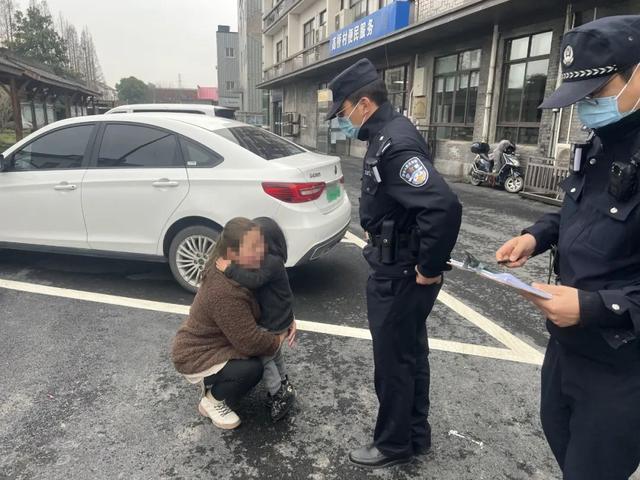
left=198, top=392, right=241, bottom=430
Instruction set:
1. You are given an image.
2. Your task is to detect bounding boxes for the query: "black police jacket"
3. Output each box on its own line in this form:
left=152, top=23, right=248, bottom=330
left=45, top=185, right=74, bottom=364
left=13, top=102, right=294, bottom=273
left=357, top=102, right=462, bottom=279
left=525, top=111, right=640, bottom=365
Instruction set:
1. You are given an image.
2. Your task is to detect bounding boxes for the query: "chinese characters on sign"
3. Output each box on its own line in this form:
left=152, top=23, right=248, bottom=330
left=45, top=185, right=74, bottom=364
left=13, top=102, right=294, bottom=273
left=331, top=19, right=375, bottom=52
left=329, top=0, right=410, bottom=56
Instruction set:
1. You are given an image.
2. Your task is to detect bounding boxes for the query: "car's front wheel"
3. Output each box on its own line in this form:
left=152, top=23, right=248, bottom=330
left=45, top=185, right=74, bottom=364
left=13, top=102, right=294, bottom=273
left=169, top=225, right=220, bottom=293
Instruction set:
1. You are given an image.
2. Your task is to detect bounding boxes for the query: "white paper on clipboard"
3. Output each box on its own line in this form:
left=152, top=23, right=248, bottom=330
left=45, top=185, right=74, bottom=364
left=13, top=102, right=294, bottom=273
left=449, top=259, right=553, bottom=299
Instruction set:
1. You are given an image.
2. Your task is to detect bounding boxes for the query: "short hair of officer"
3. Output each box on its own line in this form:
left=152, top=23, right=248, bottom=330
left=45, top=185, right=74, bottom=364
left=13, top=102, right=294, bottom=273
left=587, top=63, right=640, bottom=111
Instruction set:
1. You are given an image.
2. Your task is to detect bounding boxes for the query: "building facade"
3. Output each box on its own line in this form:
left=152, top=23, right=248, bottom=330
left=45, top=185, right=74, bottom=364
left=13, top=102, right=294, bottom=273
left=238, top=0, right=269, bottom=125
left=216, top=25, right=242, bottom=109
left=258, top=0, right=640, bottom=177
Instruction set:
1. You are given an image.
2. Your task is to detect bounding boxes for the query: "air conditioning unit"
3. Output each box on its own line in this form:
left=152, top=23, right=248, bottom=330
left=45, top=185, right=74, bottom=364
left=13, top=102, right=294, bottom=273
left=282, top=112, right=301, bottom=137
left=554, top=143, right=572, bottom=167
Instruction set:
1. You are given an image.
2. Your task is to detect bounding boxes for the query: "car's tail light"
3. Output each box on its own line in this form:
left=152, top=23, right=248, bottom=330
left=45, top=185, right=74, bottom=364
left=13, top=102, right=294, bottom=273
left=339, top=176, right=345, bottom=184
left=262, top=182, right=326, bottom=203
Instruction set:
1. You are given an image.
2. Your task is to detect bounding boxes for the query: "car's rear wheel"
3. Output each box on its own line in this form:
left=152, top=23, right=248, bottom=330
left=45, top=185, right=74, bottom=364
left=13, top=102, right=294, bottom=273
left=169, top=225, right=220, bottom=293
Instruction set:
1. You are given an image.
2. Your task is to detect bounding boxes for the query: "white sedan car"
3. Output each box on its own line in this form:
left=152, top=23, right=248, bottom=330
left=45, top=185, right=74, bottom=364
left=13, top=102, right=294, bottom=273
left=0, top=114, right=351, bottom=292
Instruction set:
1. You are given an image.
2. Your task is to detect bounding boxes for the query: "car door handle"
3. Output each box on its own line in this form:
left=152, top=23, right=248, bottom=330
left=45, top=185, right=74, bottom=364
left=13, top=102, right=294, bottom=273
left=152, top=179, right=180, bottom=188
left=54, top=182, right=77, bottom=191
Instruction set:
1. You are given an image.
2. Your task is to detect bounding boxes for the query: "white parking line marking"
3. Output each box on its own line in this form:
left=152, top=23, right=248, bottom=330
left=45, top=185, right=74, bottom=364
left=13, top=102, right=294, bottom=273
left=341, top=233, right=544, bottom=366
left=0, top=278, right=190, bottom=315
left=342, top=231, right=367, bottom=248
left=0, top=273, right=542, bottom=365
left=299, top=319, right=539, bottom=364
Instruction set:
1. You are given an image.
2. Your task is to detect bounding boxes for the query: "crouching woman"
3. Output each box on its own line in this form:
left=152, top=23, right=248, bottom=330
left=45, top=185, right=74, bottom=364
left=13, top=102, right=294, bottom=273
left=171, top=217, right=286, bottom=430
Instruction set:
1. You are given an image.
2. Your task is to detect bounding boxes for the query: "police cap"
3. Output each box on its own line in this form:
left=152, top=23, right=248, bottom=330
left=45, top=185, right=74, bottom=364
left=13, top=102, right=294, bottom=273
left=326, top=58, right=380, bottom=120
left=540, top=15, right=640, bottom=109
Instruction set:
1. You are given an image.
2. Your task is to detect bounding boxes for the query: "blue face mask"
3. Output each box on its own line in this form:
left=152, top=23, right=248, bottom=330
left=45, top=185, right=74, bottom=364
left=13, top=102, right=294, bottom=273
left=337, top=102, right=365, bottom=139
left=577, top=65, right=640, bottom=129
left=338, top=116, right=360, bottom=139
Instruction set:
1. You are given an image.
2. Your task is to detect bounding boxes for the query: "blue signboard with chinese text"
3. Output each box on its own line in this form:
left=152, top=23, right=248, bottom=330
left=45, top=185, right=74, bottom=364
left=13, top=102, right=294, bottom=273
left=329, top=1, right=410, bottom=56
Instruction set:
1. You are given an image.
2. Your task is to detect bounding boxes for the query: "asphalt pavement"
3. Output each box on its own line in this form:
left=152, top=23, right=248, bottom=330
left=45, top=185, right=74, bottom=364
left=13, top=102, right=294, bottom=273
left=2, top=156, right=633, bottom=480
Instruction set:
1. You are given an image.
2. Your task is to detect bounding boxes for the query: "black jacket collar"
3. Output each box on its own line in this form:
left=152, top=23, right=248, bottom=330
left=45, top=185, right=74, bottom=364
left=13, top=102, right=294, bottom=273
left=358, top=102, right=395, bottom=142
left=595, top=110, right=640, bottom=149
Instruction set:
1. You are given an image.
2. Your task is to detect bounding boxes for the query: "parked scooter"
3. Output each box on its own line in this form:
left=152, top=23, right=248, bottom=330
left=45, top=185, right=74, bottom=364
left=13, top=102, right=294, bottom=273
left=468, top=140, right=525, bottom=193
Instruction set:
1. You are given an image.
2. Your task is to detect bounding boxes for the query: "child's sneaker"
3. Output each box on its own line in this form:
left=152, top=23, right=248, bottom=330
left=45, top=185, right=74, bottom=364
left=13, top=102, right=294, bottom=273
left=198, top=391, right=241, bottom=430
left=268, top=378, right=296, bottom=422
left=281, top=375, right=296, bottom=397
left=265, top=376, right=296, bottom=408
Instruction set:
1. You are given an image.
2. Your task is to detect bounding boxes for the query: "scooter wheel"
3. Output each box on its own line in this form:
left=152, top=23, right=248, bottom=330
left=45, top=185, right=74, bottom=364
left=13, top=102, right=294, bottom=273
left=504, top=175, right=524, bottom=193
left=469, top=169, right=482, bottom=186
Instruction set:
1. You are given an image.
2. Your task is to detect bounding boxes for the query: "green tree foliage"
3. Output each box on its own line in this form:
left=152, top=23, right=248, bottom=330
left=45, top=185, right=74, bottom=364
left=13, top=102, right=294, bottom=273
left=8, top=3, right=67, bottom=66
left=116, top=77, right=150, bottom=104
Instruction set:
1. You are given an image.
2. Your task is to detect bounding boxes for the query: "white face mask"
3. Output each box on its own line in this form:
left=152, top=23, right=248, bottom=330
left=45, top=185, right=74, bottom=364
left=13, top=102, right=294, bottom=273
left=577, top=64, right=640, bottom=129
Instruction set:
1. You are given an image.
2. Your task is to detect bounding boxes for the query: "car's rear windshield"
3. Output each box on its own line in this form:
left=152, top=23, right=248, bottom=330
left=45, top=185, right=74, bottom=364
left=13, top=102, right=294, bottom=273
left=213, top=126, right=304, bottom=160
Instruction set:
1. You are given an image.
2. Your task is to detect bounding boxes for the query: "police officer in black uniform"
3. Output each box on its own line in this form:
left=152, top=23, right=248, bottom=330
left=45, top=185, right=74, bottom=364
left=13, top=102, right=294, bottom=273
left=326, top=59, right=462, bottom=469
left=496, top=16, right=640, bottom=480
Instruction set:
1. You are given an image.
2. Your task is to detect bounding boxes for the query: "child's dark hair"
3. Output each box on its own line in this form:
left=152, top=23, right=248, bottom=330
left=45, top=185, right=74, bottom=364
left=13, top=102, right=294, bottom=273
left=253, top=217, right=288, bottom=263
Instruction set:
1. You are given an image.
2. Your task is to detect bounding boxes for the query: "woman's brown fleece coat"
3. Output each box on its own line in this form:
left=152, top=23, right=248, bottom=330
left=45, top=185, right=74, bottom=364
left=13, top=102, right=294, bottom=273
left=172, top=270, right=280, bottom=375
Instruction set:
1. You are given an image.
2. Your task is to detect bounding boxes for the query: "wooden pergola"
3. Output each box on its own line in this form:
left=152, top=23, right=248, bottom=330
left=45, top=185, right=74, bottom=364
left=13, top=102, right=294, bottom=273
left=0, top=49, right=99, bottom=141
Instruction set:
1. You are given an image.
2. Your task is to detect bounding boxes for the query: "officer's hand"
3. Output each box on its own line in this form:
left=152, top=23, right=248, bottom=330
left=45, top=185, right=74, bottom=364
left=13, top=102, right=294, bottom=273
left=495, top=234, right=537, bottom=268
left=521, top=284, right=580, bottom=328
left=415, top=267, right=442, bottom=285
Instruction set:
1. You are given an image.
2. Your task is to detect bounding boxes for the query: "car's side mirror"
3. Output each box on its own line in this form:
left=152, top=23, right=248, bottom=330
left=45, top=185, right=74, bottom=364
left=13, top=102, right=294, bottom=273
left=0, top=154, right=11, bottom=172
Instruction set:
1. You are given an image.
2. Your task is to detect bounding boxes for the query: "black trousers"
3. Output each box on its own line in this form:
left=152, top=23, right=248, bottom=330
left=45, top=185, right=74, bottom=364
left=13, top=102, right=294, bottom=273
left=367, top=274, right=441, bottom=457
left=204, top=358, right=263, bottom=404
left=541, top=340, right=640, bottom=480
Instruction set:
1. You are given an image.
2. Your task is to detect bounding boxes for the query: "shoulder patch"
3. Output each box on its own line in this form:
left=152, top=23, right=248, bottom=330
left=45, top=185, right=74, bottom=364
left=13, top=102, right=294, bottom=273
left=399, top=157, right=429, bottom=187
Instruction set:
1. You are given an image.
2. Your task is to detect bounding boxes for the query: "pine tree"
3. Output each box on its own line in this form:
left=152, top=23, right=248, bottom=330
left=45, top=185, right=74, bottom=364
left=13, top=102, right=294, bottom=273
left=8, top=2, right=67, bottom=66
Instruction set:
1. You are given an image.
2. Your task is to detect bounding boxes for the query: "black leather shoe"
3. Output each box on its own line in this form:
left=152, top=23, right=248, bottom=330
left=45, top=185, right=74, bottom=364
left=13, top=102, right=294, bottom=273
left=413, top=444, right=432, bottom=456
left=348, top=444, right=412, bottom=469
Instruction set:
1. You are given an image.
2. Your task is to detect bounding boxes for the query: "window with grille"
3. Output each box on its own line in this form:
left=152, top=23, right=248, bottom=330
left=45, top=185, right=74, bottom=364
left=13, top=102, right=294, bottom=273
left=496, top=32, right=553, bottom=145
left=431, top=49, right=481, bottom=141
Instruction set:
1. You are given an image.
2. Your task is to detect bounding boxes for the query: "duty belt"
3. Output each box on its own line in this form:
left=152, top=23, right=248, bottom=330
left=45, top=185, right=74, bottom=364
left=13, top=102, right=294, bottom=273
left=368, top=232, right=412, bottom=248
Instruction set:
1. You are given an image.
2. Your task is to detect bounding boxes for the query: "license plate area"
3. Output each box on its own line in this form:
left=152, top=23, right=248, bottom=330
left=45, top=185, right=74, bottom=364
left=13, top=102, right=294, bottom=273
left=326, top=182, right=341, bottom=202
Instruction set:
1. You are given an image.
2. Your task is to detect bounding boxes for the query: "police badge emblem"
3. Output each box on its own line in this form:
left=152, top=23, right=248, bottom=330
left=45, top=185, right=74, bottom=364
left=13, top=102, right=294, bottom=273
left=563, top=45, right=574, bottom=67
left=400, top=157, right=429, bottom=187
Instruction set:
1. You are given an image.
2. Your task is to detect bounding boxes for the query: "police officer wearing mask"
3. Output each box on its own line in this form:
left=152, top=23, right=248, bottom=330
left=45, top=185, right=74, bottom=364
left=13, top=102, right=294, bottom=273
left=496, top=16, right=640, bottom=480
left=327, top=59, right=462, bottom=469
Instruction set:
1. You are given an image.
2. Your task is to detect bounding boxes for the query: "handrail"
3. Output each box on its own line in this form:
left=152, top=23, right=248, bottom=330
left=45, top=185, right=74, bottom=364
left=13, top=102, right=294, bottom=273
left=263, top=41, right=330, bottom=81
left=524, top=161, right=569, bottom=199
left=263, top=0, right=301, bottom=31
